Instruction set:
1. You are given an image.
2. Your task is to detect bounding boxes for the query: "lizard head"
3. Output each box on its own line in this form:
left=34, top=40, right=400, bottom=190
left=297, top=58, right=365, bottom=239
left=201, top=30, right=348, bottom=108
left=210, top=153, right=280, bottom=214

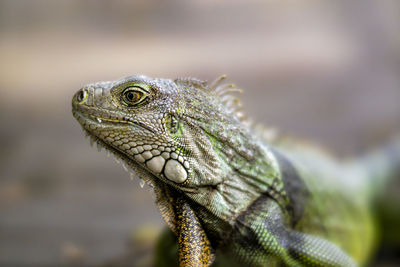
left=72, top=75, right=268, bottom=220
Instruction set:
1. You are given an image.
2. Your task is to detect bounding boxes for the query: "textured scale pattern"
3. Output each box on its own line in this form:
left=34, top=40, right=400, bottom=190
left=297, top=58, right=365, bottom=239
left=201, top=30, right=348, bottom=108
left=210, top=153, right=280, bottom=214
left=72, top=75, right=400, bottom=267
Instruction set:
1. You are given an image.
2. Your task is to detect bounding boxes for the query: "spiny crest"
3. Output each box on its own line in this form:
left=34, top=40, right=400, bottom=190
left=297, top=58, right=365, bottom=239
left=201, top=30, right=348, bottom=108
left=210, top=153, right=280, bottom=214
left=174, top=77, right=208, bottom=89
left=210, top=75, right=282, bottom=144
left=175, top=75, right=247, bottom=122
left=209, top=75, right=247, bottom=122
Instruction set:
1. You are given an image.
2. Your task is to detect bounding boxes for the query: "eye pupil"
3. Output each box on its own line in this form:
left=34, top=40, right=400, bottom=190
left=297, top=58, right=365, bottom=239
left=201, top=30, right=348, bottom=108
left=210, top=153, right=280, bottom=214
left=126, top=92, right=136, bottom=101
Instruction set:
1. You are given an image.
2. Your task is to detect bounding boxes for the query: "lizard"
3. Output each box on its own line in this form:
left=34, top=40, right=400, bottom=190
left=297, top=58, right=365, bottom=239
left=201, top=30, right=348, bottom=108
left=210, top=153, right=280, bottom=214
left=71, top=74, right=400, bottom=267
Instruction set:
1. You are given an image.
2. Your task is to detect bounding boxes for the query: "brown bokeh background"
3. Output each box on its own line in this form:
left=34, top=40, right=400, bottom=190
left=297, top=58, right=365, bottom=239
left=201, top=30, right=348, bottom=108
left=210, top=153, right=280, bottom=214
left=0, top=0, right=400, bottom=266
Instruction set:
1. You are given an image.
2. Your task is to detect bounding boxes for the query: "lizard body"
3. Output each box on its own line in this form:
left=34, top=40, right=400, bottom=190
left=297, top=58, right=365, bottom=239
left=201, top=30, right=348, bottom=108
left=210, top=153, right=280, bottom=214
left=72, top=75, right=400, bottom=266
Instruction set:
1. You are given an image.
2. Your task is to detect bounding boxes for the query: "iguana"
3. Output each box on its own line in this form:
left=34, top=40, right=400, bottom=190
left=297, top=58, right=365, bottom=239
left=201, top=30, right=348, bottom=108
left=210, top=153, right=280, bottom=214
left=71, top=75, right=400, bottom=267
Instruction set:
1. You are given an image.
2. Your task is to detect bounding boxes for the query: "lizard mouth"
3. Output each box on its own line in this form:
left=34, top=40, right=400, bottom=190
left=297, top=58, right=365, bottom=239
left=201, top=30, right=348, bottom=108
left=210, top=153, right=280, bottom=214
left=72, top=105, right=155, bottom=134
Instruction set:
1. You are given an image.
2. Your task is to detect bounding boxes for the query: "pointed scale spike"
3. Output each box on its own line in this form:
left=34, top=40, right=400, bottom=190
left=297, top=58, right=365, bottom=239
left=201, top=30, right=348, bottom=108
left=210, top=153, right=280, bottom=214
left=215, top=83, right=235, bottom=94
left=89, top=136, right=95, bottom=147
left=217, top=87, right=243, bottom=97
left=122, top=163, right=128, bottom=172
left=96, top=142, right=102, bottom=152
left=139, top=179, right=145, bottom=188
left=210, top=74, right=227, bottom=89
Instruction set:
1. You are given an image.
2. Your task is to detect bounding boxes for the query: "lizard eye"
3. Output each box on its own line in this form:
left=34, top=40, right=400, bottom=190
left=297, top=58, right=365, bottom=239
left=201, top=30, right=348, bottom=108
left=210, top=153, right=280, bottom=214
left=121, top=87, right=148, bottom=106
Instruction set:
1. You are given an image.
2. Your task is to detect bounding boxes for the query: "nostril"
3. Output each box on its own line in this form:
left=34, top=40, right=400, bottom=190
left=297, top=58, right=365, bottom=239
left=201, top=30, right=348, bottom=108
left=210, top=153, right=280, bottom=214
left=76, top=89, right=87, bottom=103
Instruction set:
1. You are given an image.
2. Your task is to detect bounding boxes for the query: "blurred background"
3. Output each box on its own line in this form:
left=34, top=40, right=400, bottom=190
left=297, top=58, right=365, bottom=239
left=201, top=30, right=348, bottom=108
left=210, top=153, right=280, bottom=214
left=0, top=0, right=400, bottom=266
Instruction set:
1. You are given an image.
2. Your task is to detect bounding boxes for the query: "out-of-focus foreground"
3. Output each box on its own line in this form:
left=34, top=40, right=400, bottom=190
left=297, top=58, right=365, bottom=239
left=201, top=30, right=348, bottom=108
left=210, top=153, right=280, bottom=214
left=0, top=0, right=400, bottom=266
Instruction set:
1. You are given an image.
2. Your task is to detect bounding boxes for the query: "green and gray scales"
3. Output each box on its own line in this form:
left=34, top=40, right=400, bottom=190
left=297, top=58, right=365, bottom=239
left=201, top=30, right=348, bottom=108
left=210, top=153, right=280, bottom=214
left=72, top=75, right=400, bottom=267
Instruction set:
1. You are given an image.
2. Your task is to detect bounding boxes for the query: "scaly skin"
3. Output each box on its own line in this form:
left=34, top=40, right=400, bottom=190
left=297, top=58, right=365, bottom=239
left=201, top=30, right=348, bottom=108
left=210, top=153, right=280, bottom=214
left=72, top=75, right=399, bottom=266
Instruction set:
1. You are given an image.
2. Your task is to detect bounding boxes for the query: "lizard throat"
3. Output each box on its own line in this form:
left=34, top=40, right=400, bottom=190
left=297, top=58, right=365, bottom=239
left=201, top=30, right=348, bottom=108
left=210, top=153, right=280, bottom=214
left=73, top=110, right=196, bottom=192
left=76, top=120, right=157, bottom=188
